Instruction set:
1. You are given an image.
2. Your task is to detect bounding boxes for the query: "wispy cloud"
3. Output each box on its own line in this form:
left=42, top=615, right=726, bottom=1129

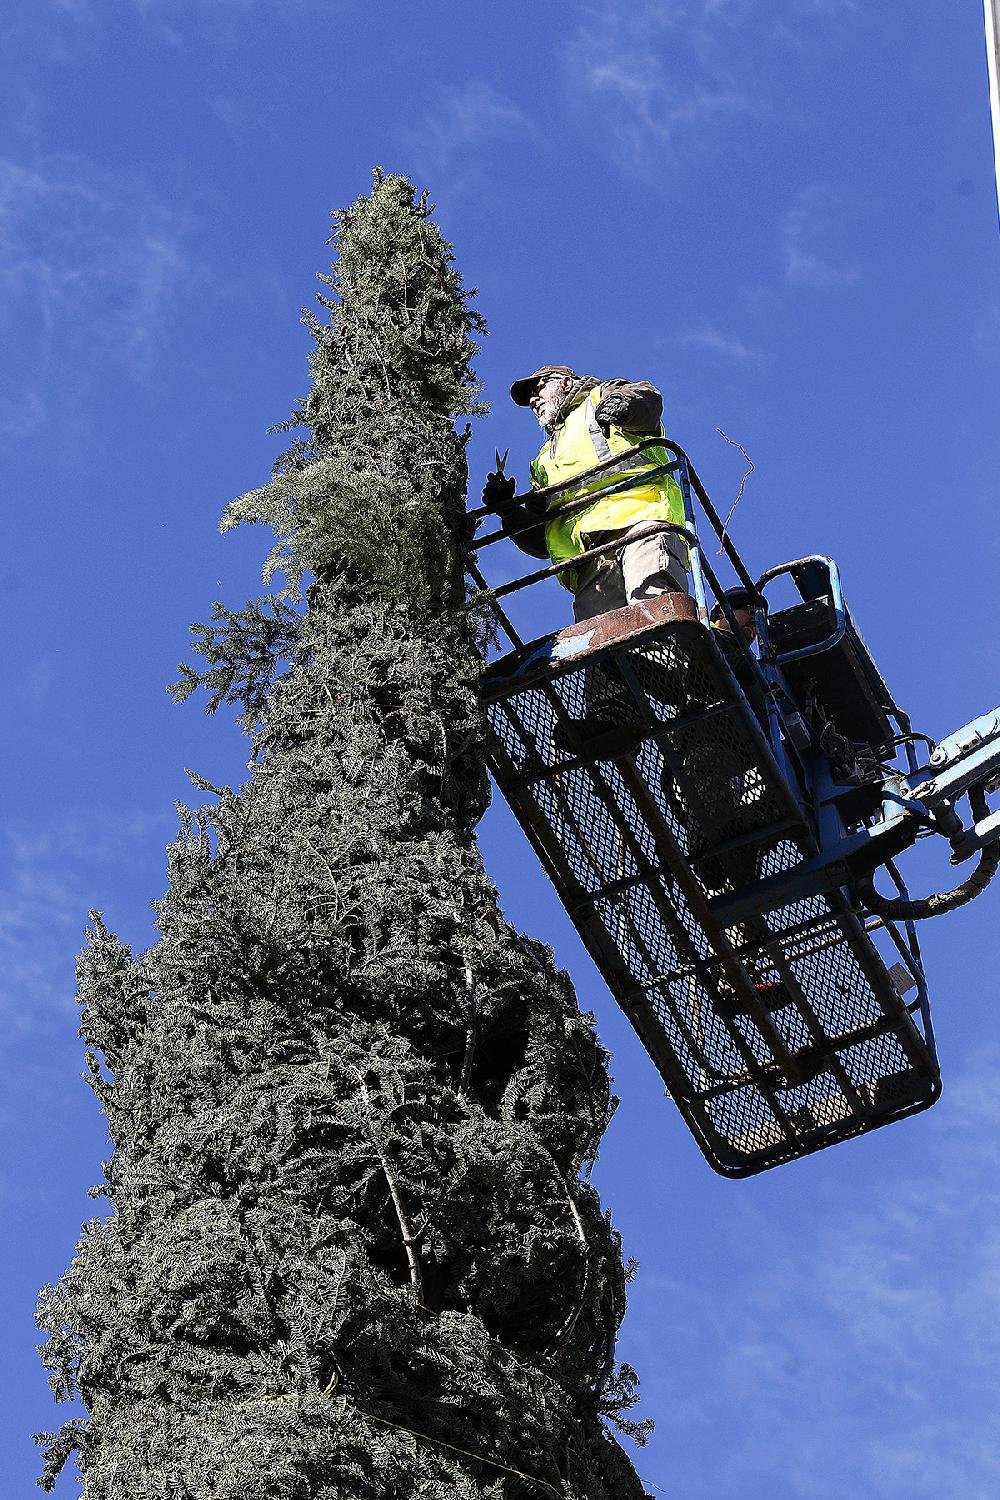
left=973, top=300, right=1000, bottom=358
left=44, top=0, right=266, bottom=50
left=676, top=326, right=760, bottom=362
left=780, top=184, right=861, bottom=290
left=49, top=0, right=275, bottom=12
left=0, top=810, right=170, bottom=1036
left=795, top=0, right=860, bottom=12
left=564, top=0, right=751, bottom=170
left=631, top=1054, right=1000, bottom=1497
left=0, top=154, right=197, bottom=440
left=405, top=82, right=529, bottom=180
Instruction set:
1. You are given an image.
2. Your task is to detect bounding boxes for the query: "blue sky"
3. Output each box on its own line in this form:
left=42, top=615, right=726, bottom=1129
left=2, top=2, right=998, bottom=1495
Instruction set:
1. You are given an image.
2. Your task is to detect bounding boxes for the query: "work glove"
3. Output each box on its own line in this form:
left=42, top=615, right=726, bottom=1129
left=594, top=383, right=662, bottom=437
left=594, top=391, right=628, bottom=436
left=481, top=449, right=517, bottom=513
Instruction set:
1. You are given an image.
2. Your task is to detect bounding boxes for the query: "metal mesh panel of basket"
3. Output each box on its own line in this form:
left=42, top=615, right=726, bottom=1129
left=485, top=621, right=937, bottom=1172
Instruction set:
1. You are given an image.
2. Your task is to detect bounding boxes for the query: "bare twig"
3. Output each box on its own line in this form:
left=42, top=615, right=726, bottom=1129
left=352, top=1067, right=424, bottom=1300
left=546, top=1181, right=590, bottom=1356
left=458, top=956, right=478, bottom=1095
left=593, top=1269, right=629, bottom=1400
left=715, top=427, right=755, bottom=554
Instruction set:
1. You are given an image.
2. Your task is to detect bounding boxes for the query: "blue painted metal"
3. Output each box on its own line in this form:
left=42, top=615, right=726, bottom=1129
left=758, top=556, right=847, bottom=665
left=675, top=454, right=711, bottom=624
left=880, top=861, right=936, bottom=1054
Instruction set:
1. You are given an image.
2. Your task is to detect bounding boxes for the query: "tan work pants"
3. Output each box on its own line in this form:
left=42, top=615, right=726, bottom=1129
left=572, top=522, right=688, bottom=624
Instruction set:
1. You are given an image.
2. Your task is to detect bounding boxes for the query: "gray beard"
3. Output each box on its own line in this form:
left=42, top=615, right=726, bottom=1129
left=535, top=399, right=561, bottom=432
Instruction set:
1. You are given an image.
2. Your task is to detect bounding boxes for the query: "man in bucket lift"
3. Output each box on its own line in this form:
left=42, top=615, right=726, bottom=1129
left=481, top=366, right=689, bottom=622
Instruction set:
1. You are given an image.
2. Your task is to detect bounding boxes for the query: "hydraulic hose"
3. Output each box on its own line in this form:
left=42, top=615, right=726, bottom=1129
left=857, top=839, right=1000, bottom=922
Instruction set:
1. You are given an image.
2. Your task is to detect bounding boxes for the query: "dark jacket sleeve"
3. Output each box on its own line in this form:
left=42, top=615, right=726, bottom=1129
left=594, top=380, right=663, bottom=435
left=499, top=495, right=549, bottom=559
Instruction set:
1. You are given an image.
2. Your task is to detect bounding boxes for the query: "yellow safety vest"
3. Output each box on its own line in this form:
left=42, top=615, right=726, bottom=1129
left=528, top=384, right=686, bottom=591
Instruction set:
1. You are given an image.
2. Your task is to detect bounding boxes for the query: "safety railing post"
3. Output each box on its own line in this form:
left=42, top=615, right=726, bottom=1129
left=676, top=454, right=710, bottom=625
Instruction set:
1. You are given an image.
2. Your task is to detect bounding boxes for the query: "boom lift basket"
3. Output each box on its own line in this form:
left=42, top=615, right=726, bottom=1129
left=469, top=438, right=957, bottom=1176
left=481, top=596, right=939, bottom=1176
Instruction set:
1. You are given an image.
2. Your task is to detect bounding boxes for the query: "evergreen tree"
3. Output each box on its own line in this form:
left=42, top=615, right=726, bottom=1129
left=37, top=172, right=651, bottom=1499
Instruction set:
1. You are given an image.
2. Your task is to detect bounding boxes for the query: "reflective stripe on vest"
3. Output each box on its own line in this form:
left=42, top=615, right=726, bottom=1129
left=586, top=400, right=614, bottom=465
left=529, top=384, right=686, bottom=590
